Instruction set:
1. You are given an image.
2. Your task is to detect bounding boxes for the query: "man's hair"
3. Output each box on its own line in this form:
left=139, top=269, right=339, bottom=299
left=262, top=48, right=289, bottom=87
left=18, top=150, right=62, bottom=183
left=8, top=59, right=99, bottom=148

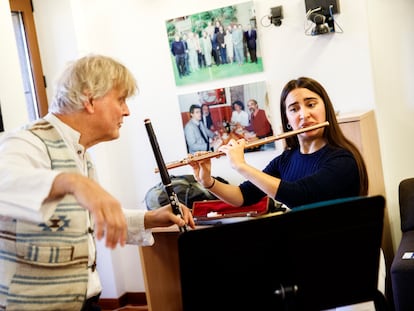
left=189, top=104, right=201, bottom=114
left=247, top=99, right=258, bottom=107
left=49, top=54, right=137, bottom=114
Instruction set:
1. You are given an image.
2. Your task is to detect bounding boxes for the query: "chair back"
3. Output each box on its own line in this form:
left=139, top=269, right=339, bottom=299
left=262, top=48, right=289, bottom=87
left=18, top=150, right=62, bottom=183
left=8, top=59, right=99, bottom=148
left=399, top=178, right=414, bottom=232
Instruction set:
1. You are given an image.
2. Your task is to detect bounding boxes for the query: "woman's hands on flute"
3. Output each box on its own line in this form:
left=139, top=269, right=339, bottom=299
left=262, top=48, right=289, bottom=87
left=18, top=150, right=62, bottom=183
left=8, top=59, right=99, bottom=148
left=188, top=152, right=214, bottom=188
left=190, top=138, right=248, bottom=187
left=218, top=138, right=248, bottom=171
left=189, top=141, right=248, bottom=207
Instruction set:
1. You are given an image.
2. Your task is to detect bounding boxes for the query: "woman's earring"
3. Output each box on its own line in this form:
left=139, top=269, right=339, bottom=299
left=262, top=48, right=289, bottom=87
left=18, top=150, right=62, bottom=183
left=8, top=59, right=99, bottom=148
left=286, top=124, right=292, bottom=130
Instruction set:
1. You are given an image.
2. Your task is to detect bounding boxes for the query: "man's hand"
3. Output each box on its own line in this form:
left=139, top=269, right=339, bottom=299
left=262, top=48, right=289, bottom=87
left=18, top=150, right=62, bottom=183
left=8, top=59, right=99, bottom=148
left=144, top=204, right=195, bottom=230
left=46, top=173, right=127, bottom=249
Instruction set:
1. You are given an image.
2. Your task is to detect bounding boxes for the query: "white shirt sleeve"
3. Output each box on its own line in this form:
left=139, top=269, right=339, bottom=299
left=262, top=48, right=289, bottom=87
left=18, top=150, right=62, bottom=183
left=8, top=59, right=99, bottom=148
left=124, top=208, right=154, bottom=246
left=0, top=131, right=61, bottom=223
left=231, top=111, right=250, bottom=127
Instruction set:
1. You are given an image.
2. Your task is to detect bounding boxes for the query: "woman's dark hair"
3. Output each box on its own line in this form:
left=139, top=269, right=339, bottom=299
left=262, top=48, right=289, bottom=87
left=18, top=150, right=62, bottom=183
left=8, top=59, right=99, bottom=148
left=279, top=77, right=368, bottom=195
left=232, top=100, right=245, bottom=111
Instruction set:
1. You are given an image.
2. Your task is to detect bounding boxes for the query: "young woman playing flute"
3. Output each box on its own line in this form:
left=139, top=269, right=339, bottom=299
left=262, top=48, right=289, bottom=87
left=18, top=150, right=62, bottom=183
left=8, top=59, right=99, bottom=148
left=190, top=77, right=368, bottom=209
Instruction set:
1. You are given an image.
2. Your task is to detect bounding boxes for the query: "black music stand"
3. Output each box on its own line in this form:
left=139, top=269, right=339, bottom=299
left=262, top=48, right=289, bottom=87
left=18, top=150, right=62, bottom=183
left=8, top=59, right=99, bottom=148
left=178, top=195, right=387, bottom=311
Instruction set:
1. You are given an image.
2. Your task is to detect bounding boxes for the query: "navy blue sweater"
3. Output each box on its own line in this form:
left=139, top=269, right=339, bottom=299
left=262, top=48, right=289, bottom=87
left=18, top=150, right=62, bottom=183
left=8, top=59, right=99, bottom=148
left=239, top=145, right=360, bottom=208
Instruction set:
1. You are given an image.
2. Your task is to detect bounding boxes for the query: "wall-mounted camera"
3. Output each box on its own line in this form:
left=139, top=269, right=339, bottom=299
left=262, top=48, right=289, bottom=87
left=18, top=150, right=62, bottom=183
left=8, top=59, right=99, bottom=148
left=270, top=6, right=283, bottom=27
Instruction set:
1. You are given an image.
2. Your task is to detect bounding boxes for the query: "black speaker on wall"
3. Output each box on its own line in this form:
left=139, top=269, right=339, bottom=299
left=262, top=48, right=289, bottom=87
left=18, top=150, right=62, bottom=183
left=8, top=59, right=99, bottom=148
left=305, top=0, right=340, bottom=15
left=305, top=0, right=340, bottom=35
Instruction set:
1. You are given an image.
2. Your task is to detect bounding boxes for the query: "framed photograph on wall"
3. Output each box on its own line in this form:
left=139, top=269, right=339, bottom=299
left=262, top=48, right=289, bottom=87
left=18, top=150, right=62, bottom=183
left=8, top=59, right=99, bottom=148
left=178, top=81, right=274, bottom=155
left=166, top=1, right=264, bottom=87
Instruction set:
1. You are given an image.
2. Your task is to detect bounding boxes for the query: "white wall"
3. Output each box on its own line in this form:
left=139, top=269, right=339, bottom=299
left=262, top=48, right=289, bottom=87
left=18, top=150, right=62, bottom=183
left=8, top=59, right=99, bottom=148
left=1, top=0, right=413, bottom=299
left=367, top=0, right=414, bottom=250
left=31, top=0, right=79, bottom=103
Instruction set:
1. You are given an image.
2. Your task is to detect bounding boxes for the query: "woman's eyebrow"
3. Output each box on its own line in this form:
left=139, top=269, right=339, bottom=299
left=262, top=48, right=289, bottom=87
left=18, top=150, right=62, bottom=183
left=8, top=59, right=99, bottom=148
left=287, top=101, right=298, bottom=108
left=304, top=96, right=318, bottom=101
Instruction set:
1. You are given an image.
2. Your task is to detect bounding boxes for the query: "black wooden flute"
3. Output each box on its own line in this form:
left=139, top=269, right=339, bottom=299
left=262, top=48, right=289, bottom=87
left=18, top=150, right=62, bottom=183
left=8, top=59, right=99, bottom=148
left=144, top=118, right=187, bottom=232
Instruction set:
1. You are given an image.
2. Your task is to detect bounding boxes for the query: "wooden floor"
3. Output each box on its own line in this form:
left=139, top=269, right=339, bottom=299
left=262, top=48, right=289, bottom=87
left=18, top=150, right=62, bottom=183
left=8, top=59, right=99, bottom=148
left=103, top=305, right=148, bottom=311
left=102, top=301, right=379, bottom=311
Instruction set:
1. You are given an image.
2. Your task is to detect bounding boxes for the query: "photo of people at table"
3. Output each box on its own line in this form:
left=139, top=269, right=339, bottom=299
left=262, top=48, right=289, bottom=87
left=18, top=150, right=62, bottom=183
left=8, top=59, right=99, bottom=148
left=178, top=81, right=275, bottom=154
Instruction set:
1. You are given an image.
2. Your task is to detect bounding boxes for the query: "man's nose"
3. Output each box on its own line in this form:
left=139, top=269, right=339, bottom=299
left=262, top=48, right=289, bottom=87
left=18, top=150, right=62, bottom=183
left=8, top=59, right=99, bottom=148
left=123, top=104, right=130, bottom=116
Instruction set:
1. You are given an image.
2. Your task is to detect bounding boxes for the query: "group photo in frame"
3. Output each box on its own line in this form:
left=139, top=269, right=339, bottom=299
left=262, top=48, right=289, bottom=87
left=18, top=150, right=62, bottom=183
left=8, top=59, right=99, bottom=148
left=166, top=1, right=264, bottom=86
left=178, top=81, right=275, bottom=155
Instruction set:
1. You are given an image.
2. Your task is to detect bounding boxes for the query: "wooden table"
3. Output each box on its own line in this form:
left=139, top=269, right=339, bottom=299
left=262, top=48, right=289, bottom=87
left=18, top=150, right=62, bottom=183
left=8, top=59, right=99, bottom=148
left=139, top=225, right=209, bottom=311
left=139, top=227, right=183, bottom=311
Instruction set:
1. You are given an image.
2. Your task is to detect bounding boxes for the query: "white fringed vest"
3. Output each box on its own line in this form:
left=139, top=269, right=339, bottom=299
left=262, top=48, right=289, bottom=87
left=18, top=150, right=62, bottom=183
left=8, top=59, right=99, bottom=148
left=0, top=120, right=93, bottom=310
